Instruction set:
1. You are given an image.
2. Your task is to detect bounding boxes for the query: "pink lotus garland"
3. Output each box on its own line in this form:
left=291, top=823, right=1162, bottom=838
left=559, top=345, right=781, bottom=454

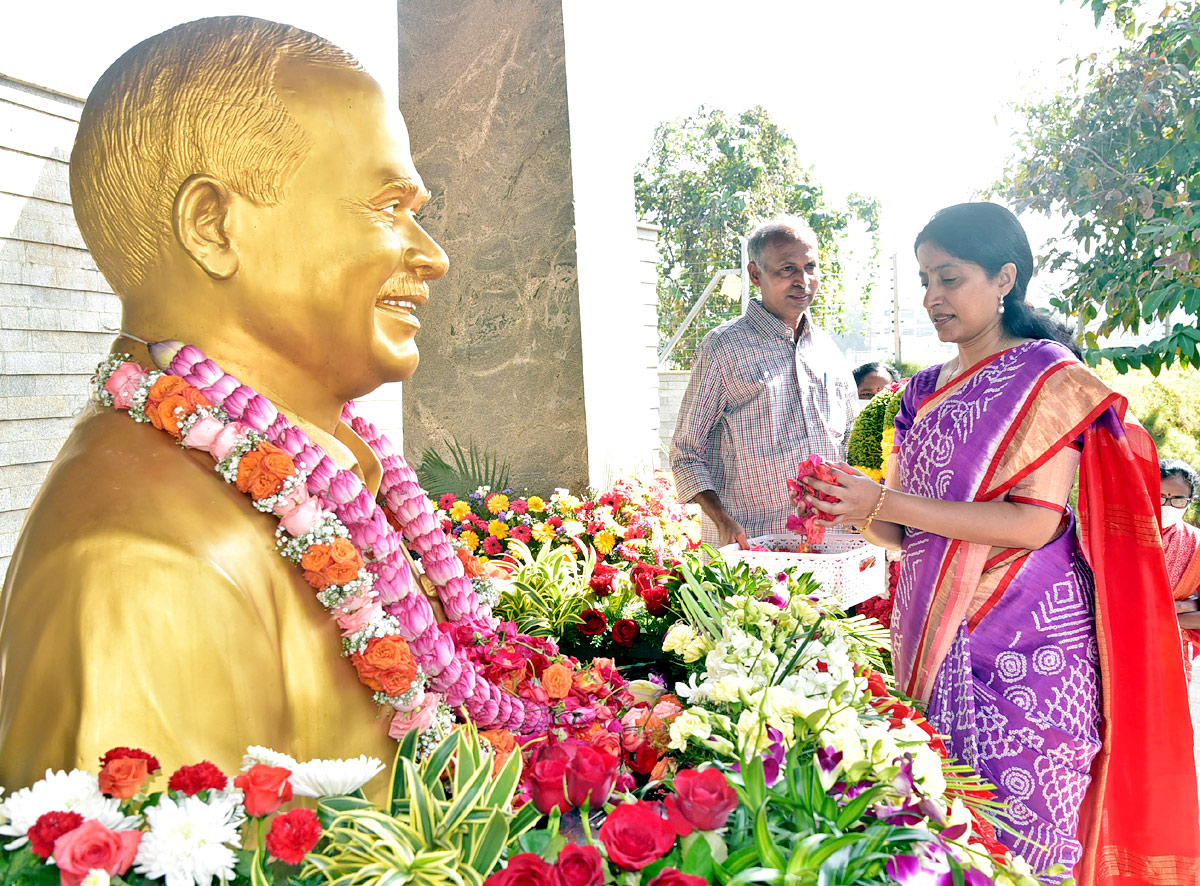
left=91, top=344, right=543, bottom=736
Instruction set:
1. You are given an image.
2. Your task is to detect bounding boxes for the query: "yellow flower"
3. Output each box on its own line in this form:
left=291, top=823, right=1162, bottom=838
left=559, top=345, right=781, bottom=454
left=486, top=493, right=510, bottom=515
left=459, top=530, right=480, bottom=551
left=593, top=530, right=616, bottom=556
left=527, top=496, right=545, bottom=512
left=450, top=501, right=473, bottom=522
left=488, top=519, right=509, bottom=540
left=532, top=522, right=555, bottom=543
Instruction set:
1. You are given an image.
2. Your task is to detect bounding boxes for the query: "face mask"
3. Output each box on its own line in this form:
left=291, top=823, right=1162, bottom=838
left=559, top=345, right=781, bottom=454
left=851, top=398, right=868, bottom=417
left=1162, top=505, right=1187, bottom=529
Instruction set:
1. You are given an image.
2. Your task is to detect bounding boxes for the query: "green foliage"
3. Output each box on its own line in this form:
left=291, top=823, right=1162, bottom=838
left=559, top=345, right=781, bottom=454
left=995, top=0, right=1200, bottom=372
left=848, top=396, right=890, bottom=472
left=635, top=106, right=880, bottom=368
left=491, top=540, right=596, bottom=637
left=1094, top=359, right=1200, bottom=518
left=304, top=724, right=533, bottom=886
left=417, top=440, right=511, bottom=498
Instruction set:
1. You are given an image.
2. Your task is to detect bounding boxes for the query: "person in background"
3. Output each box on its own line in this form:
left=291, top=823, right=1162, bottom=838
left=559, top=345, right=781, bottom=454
left=796, top=202, right=1197, bottom=882
left=1163, top=458, right=1200, bottom=668
left=852, top=360, right=899, bottom=402
left=671, top=216, right=857, bottom=549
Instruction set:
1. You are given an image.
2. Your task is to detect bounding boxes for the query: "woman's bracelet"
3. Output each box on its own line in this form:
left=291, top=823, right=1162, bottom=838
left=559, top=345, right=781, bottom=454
left=861, top=485, right=889, bottom=532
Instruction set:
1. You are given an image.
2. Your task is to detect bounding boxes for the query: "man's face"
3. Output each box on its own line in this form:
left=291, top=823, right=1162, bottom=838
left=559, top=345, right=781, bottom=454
left=229, top=59, right=448, bottom=396
left=747, top=235, right=820, bottom=332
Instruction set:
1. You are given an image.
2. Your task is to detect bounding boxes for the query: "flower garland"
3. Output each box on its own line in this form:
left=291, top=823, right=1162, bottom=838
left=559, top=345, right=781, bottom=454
left=91, top=344, right=544, bottom=739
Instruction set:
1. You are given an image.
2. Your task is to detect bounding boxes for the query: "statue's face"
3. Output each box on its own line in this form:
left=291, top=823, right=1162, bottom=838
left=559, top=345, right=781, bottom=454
left=228, top=58, right=448, bottom=394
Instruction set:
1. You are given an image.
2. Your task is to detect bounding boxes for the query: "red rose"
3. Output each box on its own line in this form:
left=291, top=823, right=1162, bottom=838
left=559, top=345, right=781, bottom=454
left=168, top=761, right=228, bottom=796
left=597, top=800, right=677, bottom=870
left=51, top=820, right=141, bottom=886
left=611, top=618, right=640, bottom=647
left=551, top=843, right=604, bottom=886
left=234, top=764, right=293, bottom=817
left=27, top=811, right=83, bottom=859
left=578, top=608, right=608, bottom=636
left=641, top=583, right=670, bottom=616
left=483, top=852, right=552, bottom=886
left=98, top=746, right=160, bottom=774
left=589, top=563, right=619, bottom=597
left=565, top=746, right=619, bottom=809
left=647, top=869, right=708, bottom=886
left=660, top=796, right=694, bottom=838
left=528, top=752, right=570, bottom=815
left=631, top=561, right=666, bottom=597
left=266, top=808, right=323, bottom=865
left=673, top=768, right=738, bottom=831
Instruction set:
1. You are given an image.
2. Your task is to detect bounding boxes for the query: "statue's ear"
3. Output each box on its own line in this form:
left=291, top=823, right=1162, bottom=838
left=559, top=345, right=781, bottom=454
left=173, top=175, right=239, bottom=280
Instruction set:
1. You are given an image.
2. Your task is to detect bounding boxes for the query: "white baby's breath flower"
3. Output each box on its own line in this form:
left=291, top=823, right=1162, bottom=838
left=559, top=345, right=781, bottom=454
left=288, top=755, right=385, bottom=798
left=0, top=770, right=139, bottom=849
left=241, top=746, right=297, bottom=772
left=134, top=793, right=244, bottom=886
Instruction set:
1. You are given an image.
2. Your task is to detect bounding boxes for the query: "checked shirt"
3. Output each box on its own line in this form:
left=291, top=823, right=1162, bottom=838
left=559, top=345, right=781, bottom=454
left=670, top=298, right=857, bottom=546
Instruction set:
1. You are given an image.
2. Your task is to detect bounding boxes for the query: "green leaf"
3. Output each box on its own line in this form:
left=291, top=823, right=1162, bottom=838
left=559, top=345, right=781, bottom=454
left=752, top=808, right=786, bottom=869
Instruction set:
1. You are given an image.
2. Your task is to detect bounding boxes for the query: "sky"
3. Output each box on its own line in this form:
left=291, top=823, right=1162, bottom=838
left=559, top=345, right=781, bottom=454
left=2, top=0, right=1125, bottom=311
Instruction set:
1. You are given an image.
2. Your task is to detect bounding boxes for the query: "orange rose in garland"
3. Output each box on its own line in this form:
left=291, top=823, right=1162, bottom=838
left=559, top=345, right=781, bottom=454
left=350, top=635, right=417, bottom=696
left=300, top=537, right=363, bottom=590
left=235, top=441, right=296, bottom=500
left=144, top=376, right=212, bottom=438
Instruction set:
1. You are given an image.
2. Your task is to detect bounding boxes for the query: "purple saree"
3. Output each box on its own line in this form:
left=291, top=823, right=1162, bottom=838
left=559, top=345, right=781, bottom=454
left=892, top=341, right=1106, bottom=873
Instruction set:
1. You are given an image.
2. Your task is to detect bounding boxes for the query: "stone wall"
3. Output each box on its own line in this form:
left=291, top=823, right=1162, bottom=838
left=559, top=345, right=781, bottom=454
left=658, top=370, right=691, bottom=469
left=0, top=76, right=117, bottom=579
left=396, top=0, right=588, bottom=494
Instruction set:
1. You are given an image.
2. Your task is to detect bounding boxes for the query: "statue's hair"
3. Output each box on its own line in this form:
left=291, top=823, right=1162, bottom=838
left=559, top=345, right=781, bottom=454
left=70, top=16, right=362, bottom=295
left=746, top=215, right=819, bottom=267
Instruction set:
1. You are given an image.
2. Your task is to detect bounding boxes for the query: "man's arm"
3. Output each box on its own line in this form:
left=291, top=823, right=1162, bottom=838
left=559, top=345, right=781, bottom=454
left=669, top=338, right=746, bottom=547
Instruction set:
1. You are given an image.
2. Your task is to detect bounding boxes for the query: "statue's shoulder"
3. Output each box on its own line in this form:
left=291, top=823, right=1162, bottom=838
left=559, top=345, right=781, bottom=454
left=8, top=405, right=281, bottom=592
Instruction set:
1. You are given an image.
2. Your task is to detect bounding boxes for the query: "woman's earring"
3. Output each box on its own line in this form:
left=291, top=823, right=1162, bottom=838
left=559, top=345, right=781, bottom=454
left=998, top=298, right=1005, bottom=315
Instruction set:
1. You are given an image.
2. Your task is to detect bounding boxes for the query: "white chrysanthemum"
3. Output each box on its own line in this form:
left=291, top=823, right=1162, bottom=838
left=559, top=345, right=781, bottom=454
left=133, top=794, right=244, bottom=886
left=81, top=870, right=111, bottom=886
left=0, top=770, right=139, bottom=849
left=288, top=755, right=384, bottom=798
left=241, top=747, right=297, bottom=772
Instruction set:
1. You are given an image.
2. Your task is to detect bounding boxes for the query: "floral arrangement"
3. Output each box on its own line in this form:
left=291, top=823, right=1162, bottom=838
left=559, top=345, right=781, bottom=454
left=785, top=454, right=842, bottom=544
left=847, top=381, right=908, bottom=483
left=0, top=726, right=537, bottom=886
left=432, top=473, right=700, bottom=569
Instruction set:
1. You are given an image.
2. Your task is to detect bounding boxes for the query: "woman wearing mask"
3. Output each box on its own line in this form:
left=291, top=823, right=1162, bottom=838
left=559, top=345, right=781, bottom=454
left=1163, top=458, right=1200, bottom=668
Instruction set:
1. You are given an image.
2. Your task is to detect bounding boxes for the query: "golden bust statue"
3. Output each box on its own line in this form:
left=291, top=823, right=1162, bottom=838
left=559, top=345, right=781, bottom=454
left=0, top=17, right=448, bottom=786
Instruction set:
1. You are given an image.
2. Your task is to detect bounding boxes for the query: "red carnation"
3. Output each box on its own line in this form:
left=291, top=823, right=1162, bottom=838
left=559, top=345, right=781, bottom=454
left=27, top=811, right=84, bottom=859
left=98, top=747, right=160, bottom=774
left=265, top=808, right=323, bottom=865
left=168, top=761, right=228, bottom=795
left=578, top=608, right=608, bottom=636
left=612, top=618, right=640, bottom=647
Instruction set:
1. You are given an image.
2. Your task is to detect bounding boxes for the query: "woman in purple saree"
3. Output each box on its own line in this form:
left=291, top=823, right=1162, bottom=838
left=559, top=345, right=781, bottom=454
left=800, top=204, right=1199, bottom=885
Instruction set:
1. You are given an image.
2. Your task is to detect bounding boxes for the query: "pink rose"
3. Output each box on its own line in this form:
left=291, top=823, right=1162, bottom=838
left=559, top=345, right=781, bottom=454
left=181, top=416, right=224, bottom=452
left=52, top=820, right=141, bottom=886
left=338, top=598, right=382, bottom=637
left=389, top=693, right=436, bottom=738
left=104, top=362, right=146, bottom=410
left=281, top=497, right=326, bottom=537
left=210, top=421, right=253, bottom=460
left=272, top=480, right=312, bottom=517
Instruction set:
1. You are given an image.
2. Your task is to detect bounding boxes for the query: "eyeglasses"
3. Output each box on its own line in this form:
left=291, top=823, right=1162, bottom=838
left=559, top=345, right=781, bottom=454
left=1162, top=494, right=1195, bottom=508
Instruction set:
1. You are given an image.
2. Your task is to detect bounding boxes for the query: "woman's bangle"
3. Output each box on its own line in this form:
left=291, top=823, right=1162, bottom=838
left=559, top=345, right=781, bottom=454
left=861, top=485, right=888, bottom=532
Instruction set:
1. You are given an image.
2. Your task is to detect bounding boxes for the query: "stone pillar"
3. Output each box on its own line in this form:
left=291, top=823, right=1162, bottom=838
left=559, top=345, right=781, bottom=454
left=397, top=0, right=586, bottom=493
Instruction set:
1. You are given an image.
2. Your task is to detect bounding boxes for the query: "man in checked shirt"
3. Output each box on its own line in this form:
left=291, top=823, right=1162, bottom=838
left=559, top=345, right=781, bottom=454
left=670, top=216, right=858, bottom=548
